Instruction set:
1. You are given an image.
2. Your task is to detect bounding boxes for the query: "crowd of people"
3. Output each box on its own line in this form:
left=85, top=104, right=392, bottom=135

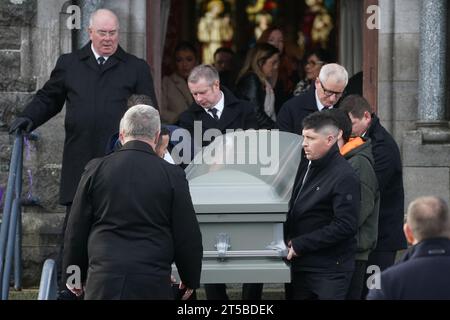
left=8, top=8, right=450, bottom=300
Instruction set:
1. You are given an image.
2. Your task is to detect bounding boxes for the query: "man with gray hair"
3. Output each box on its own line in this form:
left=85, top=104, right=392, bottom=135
left=277, top=63, right=348, bottom=135
left=367, top=196, right=450, bottom=300
left=179, top=64, right=257, bottom=150
left=62, top=105, right=202, bottom=299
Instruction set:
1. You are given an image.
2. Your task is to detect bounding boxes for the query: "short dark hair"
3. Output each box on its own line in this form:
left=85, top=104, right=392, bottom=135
left=160, top=126, right=170, bottom=137
left=326, top=109, right=352, bottom=143
left=126, top=94, right=154, bottom=109
left=304, top=48, right=334, bottom=65
left=174, top=41, right=198, bottom=59
left=339, top=94, right=372, bottom=119
left=214, top=47, right=234, bottom=59
left=157, top=126, right=171, bottom=148
left=302, top=111, right=339, bottom=135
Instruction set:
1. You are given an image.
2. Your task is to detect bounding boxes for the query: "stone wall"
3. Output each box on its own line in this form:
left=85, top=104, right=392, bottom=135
left=378, top=0, right=420, bottom=145
left=378, top=0, right=450, bottom=208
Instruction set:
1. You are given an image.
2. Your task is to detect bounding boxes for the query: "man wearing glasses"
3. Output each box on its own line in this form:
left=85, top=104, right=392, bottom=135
left=277, top=63, right=348, bottom=135
left=9, top=8, right=158, bottom=299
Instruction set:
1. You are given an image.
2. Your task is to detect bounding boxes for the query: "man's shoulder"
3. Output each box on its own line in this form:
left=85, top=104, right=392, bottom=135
left=83, top=156, right=105, bottom=174
left=369, top=122, right=401, bottom=156
left=281, top=89, right=316, bottom=113
left=332, top=155, right=360, bottom=182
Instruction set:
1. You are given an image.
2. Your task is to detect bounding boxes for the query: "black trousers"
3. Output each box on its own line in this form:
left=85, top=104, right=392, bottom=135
left=361, top=250, right=397, bottom=299
left=56, top=204, right=71, bottom=290
left=204, top=283, right=263, bottom=300
left=346, top=260, right=367, bottom=300
left=291, top=270, right=353, bottom=300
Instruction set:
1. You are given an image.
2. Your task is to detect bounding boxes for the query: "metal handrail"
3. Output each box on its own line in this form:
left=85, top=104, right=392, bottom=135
left=37, top=259, right=57, bottom=300
left=204, top=249, right=288, bottom=258
left=0, top=130, right=24, bottom=299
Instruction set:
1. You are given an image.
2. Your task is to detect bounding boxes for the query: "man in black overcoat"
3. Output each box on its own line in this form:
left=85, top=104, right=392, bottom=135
left=340, top=95, right=407, bottom=298
left=9, top=9, right=157, bottom=206
left=285, top=111, right=360, bottom=299
left=62, top=105, right=202, bottom=300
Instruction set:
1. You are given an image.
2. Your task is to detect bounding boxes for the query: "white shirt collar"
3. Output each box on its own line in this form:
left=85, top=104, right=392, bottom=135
left=315, top=89, right=333, bottom=111
left=205, top=91, right=224, bottom=119
left=91, top=44, right=109, bottom=62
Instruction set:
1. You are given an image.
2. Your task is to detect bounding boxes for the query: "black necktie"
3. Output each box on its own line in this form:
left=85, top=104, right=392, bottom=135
left=209, top=108, right=219, bottom=121
left=98, top=56, right=105, bottom=66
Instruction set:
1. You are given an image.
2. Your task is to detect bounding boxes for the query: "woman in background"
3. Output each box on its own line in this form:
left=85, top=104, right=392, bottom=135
left=161, top=42, right=198, bottom=124
left=257, top=26, right=300, bottom=113
left=293, top=48, right=332, bottom=96
left=235, top=43, right=280, bottom=129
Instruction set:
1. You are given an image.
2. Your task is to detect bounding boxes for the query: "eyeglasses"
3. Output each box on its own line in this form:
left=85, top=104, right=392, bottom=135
left=306, top=60, right=324, bottom=67
left=95, top=29, right=118, bottom=37
left=319, top=79, right=344, bottom=98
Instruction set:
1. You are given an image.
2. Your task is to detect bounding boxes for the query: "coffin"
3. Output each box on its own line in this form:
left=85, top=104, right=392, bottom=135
left=182, top=130, right=303, bottom=284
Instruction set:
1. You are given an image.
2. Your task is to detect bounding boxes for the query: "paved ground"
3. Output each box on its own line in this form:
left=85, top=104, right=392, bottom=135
left=7, top=284, right=286, bottom=300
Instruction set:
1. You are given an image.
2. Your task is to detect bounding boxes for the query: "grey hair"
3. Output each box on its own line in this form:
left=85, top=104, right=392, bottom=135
left=407, top=196, right=450, bottom=241
left=119, top=104, right=160, bottom=140
left=89, top=9, right=120, bottom=29
left=188, top=64, right=219, bottom=85
left=318, top=63, right=348, bottom=87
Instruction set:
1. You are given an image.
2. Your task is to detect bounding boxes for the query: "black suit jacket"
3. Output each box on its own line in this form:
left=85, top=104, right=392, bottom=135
left=276, top=85, right=317, bottom=135
left=20, top=42, right=157, bottom=204
left=367, top=238, right=450, bottom=299
left=178, top=86, right=258, bottom=149
left=285, top=144, right=360, bottom=272
left=62, top=140, right=202, bottom=300
left=367, top=114, right=407, bottom=251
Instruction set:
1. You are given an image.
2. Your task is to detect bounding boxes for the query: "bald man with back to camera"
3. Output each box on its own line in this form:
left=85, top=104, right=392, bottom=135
left=367, top=196, right=450, bottom=300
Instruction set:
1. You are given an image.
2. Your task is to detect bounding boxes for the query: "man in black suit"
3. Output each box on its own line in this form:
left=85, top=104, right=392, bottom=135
left=339, top=95, right=407, bottom=298
left=276, top=63, right=348, bottom=135
left=285, top=111, right=360, bottom=300
left=62, top=105, right=202, bottom=300
left=179, top=64, right=257, bottom=160
left=367, top=196, right=450, bottom=300
left=8, top=9, right=157, bottom=297
left=179, top=64, right=258, bottom=299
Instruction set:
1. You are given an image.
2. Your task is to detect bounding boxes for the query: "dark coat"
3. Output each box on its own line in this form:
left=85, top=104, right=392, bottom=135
left=62, top=140, right=203, bottom=300
left=20, top=42, right=158, bottom=205
left=285, top=143, right=360, bottom=272
left=367, top=238, right=450, bottom=299
left=178, top=86, right=258, bottom=148
left=367, top=114, right=407, bottom=251
left=235, top=72, right=276, bottom=129
left=276, top=85, right=317, bottom=135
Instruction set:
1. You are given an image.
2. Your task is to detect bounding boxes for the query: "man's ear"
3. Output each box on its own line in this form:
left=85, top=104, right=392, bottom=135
left=119, top=130, right=125, bottom=145
left=154, top=130, right=161, bottom=145
left=403, top=223, right=416, bottom=245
